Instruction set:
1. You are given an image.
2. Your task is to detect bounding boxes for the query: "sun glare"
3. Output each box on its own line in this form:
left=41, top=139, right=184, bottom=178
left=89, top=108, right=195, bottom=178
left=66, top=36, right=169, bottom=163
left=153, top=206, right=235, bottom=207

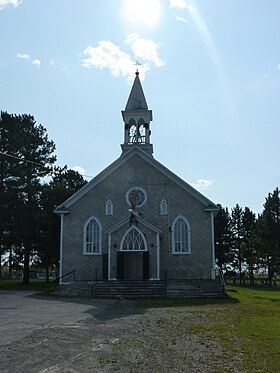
left=121, top=0, right=161, bottom=30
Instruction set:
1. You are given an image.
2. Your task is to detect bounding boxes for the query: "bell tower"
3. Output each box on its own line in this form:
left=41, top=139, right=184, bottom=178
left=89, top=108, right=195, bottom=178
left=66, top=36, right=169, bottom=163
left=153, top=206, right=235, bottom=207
left=121, top=71, right=153, bottom=155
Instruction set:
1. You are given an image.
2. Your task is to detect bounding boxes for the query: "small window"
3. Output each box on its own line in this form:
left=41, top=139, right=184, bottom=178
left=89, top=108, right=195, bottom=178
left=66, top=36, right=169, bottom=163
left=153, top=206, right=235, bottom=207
left=105, top=200, right=113, bottom=215
left=171, top=216, right=191, bottom=254
left=83, top=217, right=102, bottom=255
left=160, top=199, right=168, bottom=215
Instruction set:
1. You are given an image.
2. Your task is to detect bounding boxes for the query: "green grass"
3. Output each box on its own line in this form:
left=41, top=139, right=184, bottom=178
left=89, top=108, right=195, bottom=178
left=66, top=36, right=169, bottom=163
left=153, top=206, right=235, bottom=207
left=0, top=278, right=57, bottom=292
left=224, top=286, right=280, bottom=372
left=139, top=286, right=280, bottom=372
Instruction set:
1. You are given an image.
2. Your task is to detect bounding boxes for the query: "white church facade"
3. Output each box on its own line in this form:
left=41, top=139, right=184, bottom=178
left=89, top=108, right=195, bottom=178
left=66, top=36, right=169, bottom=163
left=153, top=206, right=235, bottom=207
left=55, top=72, right=224, bottom=297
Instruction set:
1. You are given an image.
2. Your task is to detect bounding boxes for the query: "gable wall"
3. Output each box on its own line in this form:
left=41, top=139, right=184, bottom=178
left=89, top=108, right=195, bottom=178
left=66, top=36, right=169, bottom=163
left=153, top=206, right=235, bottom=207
left=62, top=154, right=213, bottom=281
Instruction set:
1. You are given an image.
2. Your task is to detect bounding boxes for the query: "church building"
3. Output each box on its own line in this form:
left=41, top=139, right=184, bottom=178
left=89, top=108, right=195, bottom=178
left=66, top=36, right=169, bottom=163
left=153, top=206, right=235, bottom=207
left=55, top=72, right=223, bottom=297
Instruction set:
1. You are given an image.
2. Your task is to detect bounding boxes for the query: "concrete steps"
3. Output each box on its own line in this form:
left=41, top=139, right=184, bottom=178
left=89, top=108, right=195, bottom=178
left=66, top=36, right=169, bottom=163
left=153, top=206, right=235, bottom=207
left=167, top=279, right=226, bottom=298
left=58, top=279, right=226, bottom=298
left=59, top=280, right=166, bottom=298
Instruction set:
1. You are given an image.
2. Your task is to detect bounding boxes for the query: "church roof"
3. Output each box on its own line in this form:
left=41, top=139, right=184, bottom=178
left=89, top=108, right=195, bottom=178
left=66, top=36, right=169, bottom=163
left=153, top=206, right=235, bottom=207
left=125, top=72, right=148, bottom=111
left=54, top=146, right=219, bottom=213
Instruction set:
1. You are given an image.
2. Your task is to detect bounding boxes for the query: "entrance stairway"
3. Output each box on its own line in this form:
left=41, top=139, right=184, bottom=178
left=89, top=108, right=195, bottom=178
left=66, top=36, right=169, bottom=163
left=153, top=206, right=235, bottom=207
left=59, top=280, right=166, bottom=298
left=58, top=279, right=225, bottom=298
left=166, top=279, right=226, bottom=298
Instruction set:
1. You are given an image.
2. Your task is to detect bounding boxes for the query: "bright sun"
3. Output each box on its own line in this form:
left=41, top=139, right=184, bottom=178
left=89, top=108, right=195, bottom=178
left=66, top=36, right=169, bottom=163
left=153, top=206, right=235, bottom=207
left=121, top=0, right=161, bottom=29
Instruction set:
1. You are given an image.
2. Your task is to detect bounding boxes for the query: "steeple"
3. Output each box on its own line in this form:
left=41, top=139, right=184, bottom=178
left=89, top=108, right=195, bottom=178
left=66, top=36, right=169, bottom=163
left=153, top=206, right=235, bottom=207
left=121, top=72, right=153, bottom=155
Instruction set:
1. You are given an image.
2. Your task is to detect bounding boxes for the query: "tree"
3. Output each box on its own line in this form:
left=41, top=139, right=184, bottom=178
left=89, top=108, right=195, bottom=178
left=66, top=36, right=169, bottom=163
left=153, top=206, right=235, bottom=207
left=0, top=112, right=22, bottom=277
left=242, top=207, right=256, bottom=285
left=231, top=204, right=245, bottom=284
left=0, top=112, right=56, bottom=284
left=214, top=205, right=234, bottom=272
left=254, top=188, right=280, bottom=287
left=38, top=167, right=87, bottom=281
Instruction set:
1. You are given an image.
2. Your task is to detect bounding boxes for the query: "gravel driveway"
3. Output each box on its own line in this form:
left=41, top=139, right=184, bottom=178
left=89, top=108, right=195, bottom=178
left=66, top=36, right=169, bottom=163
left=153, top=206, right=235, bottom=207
left=0, top=291, right=243, bottom=372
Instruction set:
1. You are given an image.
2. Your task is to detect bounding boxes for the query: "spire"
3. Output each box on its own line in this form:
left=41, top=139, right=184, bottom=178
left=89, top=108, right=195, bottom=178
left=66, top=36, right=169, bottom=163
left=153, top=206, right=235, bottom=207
left=125, top=72, right=148, bottom=111
left=121, top=72, right=153, bottom=156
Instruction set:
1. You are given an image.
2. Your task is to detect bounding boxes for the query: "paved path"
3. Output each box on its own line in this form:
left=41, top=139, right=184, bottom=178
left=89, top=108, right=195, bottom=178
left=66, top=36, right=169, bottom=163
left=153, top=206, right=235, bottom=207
left=0, top=291, right=119, bottom=344
left=0, top=290, right=243, bottom=372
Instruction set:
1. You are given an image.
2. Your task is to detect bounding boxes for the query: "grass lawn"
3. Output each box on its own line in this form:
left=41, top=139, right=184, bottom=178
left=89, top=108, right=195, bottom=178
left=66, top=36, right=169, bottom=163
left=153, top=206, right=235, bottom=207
left=139, top=286, right=280, bottom=372
left=224, top=286, right=280, bottom=372
left=0, top=278, right=57, bottom=292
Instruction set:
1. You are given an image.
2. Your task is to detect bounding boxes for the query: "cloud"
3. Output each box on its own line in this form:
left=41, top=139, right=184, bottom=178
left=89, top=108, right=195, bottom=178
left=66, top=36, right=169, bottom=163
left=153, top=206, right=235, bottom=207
left=175, top=16, right=189, bottom=23
left=82, top=41, right=135, bottom=79
left=278, top=64, right=280, bottom=70
left=169, top=0, right=187, bottom=9
left=191, top=179, right=212, bottom=191
left=16, top=53, right=41, bottom=67
left=81, top=34, right=165, bottom=80
left=0, top=0, right=22, bottom=10
left=72, top=166, right=85, bottom=175
left=16, top=52, right=30, bottom=60
left=32, top=59, right=41, bottom=66
left=125, top=33, right=165, bottom=67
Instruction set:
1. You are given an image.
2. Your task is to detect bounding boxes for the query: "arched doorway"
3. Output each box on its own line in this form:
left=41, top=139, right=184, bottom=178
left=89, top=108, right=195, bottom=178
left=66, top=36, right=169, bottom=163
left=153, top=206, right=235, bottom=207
left=117, top=227, right=149, bottom=280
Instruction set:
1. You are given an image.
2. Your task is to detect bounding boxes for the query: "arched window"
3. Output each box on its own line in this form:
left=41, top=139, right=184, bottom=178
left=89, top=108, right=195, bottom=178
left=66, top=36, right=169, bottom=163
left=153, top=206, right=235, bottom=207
left=105, top=200, right=113, bottom=215
left=120, top=227, right=147, bottom=251
left=83, top=217, right=102, bottom=255
left=171, top=216, right=191, bottom=254
left=160, top=199, right=168, bottom=215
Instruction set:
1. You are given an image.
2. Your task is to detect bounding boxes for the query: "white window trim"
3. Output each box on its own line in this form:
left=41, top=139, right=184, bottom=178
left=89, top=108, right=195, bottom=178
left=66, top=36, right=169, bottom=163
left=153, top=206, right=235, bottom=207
left=125, top=187, right=147, bottom=208
left=120, top=226, right=148, bottom=251
left=83, top=216, right=102, bottom=255
left=105, top=199, right=113, bottom=216
left=171, top=215, right=191, bottom=255
left=160, top=199, right=168, bottom=215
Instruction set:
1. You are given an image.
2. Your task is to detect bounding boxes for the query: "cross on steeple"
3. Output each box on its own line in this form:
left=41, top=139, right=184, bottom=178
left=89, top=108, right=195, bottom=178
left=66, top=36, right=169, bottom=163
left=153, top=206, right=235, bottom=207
left=134, top=60, right=141, bottom=74
left=121, top=70, right=154, bottom=156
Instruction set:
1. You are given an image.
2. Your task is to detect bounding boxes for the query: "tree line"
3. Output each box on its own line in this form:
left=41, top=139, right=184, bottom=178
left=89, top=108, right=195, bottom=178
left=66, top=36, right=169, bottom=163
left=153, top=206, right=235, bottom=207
left=0, top=112, right=86, bottom=284
left=215, top=188, right=280, bottom=287
left=1, top=112, right=279, bottom=286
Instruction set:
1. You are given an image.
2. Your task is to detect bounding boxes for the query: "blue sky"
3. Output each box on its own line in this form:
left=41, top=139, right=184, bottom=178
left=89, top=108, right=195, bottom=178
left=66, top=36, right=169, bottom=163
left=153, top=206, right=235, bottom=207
left=0, top=0, right=279, bottom=214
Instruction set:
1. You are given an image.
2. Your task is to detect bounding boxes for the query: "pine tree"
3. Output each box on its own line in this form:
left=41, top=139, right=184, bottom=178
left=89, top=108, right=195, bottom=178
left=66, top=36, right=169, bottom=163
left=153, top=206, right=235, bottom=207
left=242, top=207, right=256, bottom=285
left=214, top=205, right=234, bottom=272
left=38, top=167, right=87, bottom=281
left=231, top=204, right=245, bottom=284
left=0, top=112, right=56, bottom=284
left=254, top=188, right=280, bottom=287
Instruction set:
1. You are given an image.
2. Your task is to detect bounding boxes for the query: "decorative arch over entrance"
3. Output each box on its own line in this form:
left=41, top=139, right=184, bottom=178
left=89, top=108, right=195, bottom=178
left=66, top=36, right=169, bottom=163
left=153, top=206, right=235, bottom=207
left=120, top=226, right=148, bottom=251
left=106, top=216, right=162, bottom=281
left=118, top=227, right=148, bottom=280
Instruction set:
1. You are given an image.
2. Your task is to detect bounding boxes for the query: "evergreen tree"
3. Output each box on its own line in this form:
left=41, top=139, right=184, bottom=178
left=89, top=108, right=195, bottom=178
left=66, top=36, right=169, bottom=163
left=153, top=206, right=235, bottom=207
left=0, top=112, right=56, bottom=284
left=38, top=167, right=87, bottom=281
left=214, top=205, right=234, bottom=272
left=242, top=207, right=256, bottom=285
left=0, top=112, right=22, bottom=276
left=254, top=188, right=280, bottom=287
left=231, top=204, right=245, bottom=284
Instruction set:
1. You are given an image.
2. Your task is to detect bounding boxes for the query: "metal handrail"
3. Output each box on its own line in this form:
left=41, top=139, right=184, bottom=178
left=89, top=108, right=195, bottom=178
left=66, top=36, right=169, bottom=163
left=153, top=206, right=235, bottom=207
left=91, top=268, right=98, bottom=284
left=217, top=266, right=225, bottom=286
left=55, top=269, right=77, bottom=284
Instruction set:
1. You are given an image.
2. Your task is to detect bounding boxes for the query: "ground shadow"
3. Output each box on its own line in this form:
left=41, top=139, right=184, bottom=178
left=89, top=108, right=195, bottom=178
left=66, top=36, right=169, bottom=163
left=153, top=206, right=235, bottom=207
left=27, top=291, right=145, bottom=321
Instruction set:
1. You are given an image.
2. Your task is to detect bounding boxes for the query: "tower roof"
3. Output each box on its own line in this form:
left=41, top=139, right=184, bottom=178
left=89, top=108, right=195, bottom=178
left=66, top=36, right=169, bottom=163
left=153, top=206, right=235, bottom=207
left=125, top=72, right=148, bottom=111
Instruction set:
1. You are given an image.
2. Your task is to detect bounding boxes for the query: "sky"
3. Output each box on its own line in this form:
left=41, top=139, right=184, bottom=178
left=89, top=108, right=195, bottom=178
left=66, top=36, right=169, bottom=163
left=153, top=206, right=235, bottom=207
left=0, top=0, right=280, bottom=214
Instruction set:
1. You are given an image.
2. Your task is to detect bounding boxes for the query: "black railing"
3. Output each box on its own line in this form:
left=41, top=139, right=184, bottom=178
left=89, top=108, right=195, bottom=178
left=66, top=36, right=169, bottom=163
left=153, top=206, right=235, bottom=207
left=55, top=269, right=77, bottom=285
left=216, top=267, right=225, bottom=286
left=91, top=268, right=98, bottom=284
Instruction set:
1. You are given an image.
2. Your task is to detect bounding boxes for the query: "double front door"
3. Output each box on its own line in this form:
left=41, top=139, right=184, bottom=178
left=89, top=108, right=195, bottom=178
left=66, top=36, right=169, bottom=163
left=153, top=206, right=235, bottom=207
left=117, top=251, right=149, bottom=280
